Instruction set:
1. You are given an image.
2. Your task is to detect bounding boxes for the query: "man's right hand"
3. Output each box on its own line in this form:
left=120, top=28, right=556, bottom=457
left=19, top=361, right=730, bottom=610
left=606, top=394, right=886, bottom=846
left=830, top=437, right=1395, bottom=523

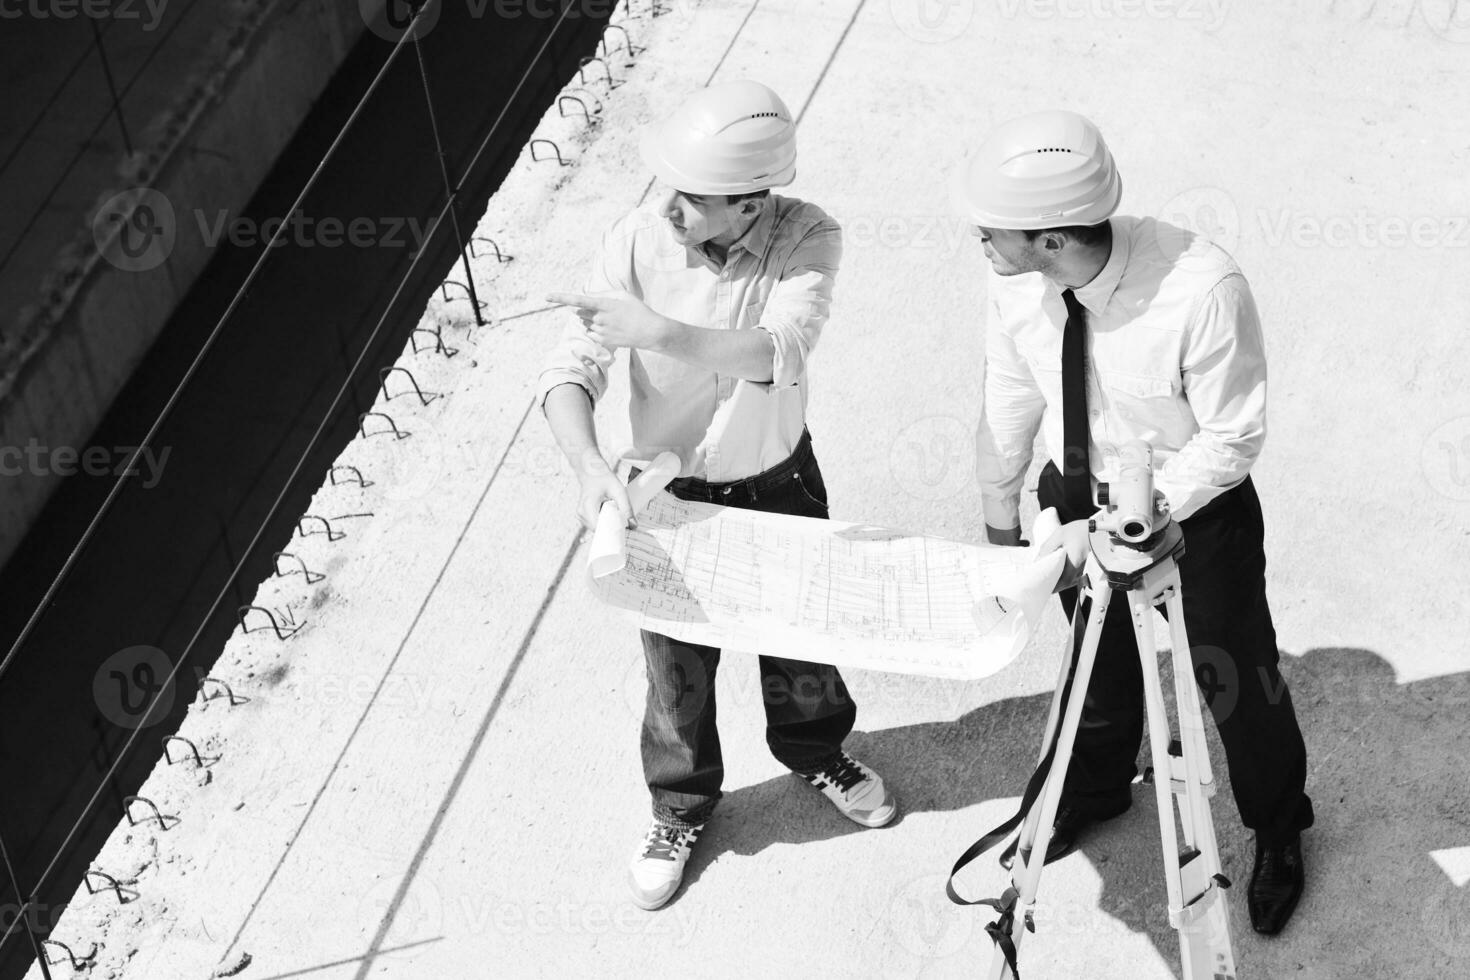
left=985, top=524, right=1025, bottom=547
left=576, top=462, right=634, bottom=531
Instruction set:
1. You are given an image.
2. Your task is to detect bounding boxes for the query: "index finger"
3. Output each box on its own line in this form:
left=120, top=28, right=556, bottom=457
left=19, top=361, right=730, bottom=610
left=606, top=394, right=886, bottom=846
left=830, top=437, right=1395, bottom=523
left=547, top=291, right=599, bottom=309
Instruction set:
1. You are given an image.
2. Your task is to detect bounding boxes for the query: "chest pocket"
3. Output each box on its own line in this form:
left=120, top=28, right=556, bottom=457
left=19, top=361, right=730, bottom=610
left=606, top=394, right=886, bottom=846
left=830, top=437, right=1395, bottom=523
left=1098, top=371, right=1177, bottom=426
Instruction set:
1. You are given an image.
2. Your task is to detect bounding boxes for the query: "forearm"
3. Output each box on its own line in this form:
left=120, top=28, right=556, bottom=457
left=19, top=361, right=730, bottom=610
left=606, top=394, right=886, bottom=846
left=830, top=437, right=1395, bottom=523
left=542, top=382, right=610, bottom=476
left=657, top=318, right=776, bottom=382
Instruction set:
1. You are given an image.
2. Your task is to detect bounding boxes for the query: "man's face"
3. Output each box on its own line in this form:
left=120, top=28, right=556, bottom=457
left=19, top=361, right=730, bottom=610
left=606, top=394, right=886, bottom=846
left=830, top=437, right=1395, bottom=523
left=972, top=225, right=1048, bottom=276
left=657, top=187, right=745, bottom=247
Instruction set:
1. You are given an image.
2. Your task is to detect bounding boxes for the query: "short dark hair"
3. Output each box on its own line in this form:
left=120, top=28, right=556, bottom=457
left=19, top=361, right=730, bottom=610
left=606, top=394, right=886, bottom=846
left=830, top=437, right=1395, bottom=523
left=1024, top=222, right=1111, bottom=248
left=727, top=189, right=771, bottom=205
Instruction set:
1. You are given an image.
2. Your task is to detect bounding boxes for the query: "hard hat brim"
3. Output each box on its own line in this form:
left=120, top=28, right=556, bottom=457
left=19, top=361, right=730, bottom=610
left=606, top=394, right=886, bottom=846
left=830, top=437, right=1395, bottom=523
left=639, top=119, right=797, bottom=197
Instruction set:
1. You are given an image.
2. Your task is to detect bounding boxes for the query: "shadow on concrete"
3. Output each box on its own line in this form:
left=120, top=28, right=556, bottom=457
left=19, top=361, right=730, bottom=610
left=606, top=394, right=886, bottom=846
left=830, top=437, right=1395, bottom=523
left=673, top=647, right=1470, bottom=978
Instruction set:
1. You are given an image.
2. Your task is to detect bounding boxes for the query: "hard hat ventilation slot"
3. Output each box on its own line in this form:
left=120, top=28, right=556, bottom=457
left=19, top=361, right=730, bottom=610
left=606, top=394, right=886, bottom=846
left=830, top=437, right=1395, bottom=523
left=747, top=112, right=782, bottom=119
left=1034, top=147, right=1079, bottom=153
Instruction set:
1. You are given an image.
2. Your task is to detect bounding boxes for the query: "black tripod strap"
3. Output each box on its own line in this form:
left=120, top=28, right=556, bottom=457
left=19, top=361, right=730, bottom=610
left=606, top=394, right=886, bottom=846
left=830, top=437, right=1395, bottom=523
left=945, top=593, right=1093, bottom=975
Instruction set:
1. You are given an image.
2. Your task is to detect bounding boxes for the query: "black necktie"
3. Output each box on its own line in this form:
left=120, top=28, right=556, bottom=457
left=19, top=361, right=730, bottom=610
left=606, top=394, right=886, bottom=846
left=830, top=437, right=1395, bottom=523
left=1060, top=288, right=1094, bottom=515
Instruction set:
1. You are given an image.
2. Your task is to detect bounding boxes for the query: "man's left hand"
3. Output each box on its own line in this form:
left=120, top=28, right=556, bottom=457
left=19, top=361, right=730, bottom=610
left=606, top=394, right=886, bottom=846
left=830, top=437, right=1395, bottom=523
left=548, top=290, right=673, bottom=352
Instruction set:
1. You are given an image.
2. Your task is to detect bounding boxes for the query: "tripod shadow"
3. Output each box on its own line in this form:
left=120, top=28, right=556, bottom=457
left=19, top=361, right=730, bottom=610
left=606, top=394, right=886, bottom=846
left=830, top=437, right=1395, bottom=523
left=673, top=647, right=1470, bottom=979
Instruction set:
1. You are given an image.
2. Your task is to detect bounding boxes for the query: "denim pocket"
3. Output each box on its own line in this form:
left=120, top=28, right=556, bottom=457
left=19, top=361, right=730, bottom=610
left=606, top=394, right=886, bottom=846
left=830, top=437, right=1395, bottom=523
left=792, top=470, right=829, bottom=514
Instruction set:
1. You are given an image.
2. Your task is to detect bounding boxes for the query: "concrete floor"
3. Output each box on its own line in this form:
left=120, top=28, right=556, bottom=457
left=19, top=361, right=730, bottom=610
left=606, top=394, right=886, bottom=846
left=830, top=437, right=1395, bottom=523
left=25, top=1, right=1470, bottom=977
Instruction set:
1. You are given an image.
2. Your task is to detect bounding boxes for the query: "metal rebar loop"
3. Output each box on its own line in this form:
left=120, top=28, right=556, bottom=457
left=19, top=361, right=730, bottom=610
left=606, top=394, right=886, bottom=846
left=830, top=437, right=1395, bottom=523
left=82, top=870, right=133, bottom=904
left=438, top=279, right=487, bottom=309
left=199, top=675, right=248, bottom=706
left=358, top=412, right=411, bottom=440
left=558, top=95, right=592, bottom=125
left=329, top=464, right=373, bottom=487
left=160, top=736, right=206, bottom=768
left=469, top=236, right=512, bottom=263
left=271, top=551, right=325, bottom=584
left=411, top=325, right=460, bottom=358
left=122, top=795, right=169, bottom=829
left=529, top=138, right=569, bottom=166
left=600, top=23, right=641, bottom=57
left=41, top=939, right=98, bottom=968
left=294, top=515, right=345, bottom=542
left=236, top=605, right=304, bottom=639
left=379, top=366, right=442, bottom=406
left=576, top=56, right=616, bottom=89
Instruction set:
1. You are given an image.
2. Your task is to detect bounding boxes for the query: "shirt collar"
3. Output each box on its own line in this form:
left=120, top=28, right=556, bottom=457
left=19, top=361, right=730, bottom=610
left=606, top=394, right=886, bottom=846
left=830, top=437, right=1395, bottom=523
left=1067, top=219, right=1129, bottom=317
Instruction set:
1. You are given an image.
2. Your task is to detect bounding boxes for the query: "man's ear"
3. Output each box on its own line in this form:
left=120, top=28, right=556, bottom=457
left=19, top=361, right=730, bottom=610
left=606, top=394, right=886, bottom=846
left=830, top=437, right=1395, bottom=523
left=740, top=196, right=765, bottom=218
left=1040, top=231, right=1067, bottom=254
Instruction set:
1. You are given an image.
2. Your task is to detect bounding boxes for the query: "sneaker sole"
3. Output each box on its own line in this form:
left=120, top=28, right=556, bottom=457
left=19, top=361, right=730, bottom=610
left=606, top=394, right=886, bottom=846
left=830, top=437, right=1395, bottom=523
left=839, top=796, right=898, bottom=829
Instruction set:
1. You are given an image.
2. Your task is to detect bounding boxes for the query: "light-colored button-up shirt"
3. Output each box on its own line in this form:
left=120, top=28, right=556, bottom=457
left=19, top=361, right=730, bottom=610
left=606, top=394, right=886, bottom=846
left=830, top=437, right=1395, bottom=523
left=537, top=195, right=842, bottom=481
left=977, top=215, right=1268, bottom=529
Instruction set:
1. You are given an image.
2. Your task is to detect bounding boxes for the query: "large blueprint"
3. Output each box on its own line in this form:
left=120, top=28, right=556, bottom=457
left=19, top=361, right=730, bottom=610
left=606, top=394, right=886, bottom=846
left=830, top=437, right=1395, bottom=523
left=588, top=491, right=1065, bottom=679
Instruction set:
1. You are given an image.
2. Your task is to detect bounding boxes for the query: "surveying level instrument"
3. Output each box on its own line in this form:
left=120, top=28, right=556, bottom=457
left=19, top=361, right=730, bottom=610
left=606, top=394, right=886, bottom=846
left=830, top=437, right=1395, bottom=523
left=949, top=442, right=1238, bottom=979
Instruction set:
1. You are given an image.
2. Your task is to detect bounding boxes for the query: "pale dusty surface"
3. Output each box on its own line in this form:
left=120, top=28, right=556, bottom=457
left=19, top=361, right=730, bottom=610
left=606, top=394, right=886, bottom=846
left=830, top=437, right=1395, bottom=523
left=30, top=2, right=1470, bottom=979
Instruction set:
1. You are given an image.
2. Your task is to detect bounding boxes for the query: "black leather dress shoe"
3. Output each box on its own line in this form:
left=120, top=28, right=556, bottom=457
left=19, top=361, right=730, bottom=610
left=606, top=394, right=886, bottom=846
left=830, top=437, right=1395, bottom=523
left=999, top=804, right=1126, bottom=870
left=1249, top=835, right=1305, bottom=935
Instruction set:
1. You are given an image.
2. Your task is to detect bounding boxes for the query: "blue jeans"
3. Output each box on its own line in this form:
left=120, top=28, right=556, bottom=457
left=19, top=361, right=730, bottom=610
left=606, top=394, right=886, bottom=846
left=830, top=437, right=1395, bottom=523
left=639, top=430, right=857, bottom=829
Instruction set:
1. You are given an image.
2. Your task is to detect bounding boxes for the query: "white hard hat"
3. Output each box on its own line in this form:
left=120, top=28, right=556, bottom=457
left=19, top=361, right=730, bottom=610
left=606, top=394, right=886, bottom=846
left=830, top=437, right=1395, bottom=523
left=639, top=80, right=797, bottom=195
left=950, top=110, right=1122, bottom=230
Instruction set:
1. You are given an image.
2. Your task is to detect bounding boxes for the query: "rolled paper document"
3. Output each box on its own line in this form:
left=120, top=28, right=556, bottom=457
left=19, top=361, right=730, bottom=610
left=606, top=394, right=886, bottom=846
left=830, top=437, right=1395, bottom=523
left=588, top=451, right=682, bottom=579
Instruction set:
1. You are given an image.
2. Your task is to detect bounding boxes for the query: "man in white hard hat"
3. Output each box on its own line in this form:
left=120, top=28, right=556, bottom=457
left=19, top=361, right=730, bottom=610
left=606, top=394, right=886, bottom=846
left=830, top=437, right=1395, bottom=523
left=955, top=110, right=1314, bottom=935
left=538, top=80, right=897, bottom=912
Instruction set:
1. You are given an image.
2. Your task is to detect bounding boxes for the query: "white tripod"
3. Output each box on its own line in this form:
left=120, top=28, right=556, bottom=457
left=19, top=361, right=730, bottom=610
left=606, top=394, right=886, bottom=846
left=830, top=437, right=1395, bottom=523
left=950, top=448, right=1238, bottom=979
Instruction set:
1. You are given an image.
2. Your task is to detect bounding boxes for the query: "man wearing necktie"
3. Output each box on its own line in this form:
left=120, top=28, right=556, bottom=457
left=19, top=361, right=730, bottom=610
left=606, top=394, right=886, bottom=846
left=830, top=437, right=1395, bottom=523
left=955, top=110, right=1314, bottom=936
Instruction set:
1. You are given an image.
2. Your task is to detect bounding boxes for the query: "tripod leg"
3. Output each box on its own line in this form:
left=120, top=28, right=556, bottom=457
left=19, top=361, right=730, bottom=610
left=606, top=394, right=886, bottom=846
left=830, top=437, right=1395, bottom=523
left=1129, top=586, right=1190, bottom=920
left=1130, top=572, right=1237, bottom=979
left=985, top=575, right=1113, bottom=980
left=1161, top=583, right=1238, bottom=980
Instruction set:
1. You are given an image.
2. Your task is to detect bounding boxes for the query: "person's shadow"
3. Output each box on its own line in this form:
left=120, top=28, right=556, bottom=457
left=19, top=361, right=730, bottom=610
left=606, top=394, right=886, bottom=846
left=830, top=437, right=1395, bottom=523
left=673, top=647, right=1470, bottom=979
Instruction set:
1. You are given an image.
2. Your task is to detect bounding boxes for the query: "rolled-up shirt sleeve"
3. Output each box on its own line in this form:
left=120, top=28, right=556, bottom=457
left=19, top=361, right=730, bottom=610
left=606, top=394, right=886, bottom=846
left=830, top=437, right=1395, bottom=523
left=1157, top=273, right=1267, bottom=519
left=535, top=221, right=626, bottom=407
left=977, top=292, right=1046, bottom=531
left=755, top=216, right=842, bottom=388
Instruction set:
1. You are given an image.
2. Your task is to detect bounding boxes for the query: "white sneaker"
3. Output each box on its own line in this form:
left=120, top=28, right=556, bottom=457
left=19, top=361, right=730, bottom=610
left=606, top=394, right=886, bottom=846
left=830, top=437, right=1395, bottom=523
left=628, top=820, right=702, bottom=910
left=801, top=752, right=898, bottom=828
